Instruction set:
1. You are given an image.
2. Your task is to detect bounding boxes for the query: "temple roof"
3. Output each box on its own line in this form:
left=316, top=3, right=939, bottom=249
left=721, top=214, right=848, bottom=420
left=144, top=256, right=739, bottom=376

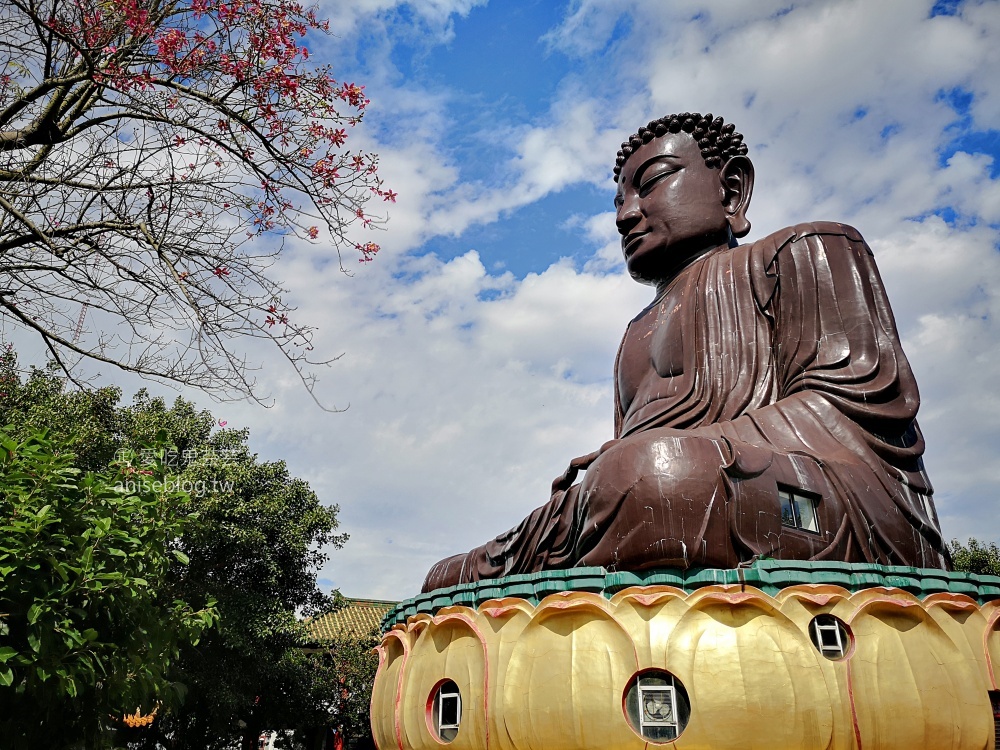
left=307, top=598, right=397, bottom=641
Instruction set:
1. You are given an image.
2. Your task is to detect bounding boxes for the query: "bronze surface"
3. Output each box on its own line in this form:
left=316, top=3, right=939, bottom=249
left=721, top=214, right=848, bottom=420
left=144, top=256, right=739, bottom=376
left=423, top=113, right=947, bottom=592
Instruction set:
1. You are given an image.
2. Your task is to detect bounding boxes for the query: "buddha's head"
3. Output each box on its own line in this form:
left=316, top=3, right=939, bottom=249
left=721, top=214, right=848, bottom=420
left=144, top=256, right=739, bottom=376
left=613, top=113, right=754, bottom=285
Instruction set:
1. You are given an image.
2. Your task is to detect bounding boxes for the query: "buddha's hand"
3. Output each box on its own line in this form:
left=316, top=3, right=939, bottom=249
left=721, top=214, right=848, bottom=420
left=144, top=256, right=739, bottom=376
left=550, top=439, right=619, bottom=494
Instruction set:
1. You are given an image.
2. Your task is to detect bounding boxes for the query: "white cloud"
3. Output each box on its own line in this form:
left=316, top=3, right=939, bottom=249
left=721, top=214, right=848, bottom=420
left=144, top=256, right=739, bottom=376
left=13, top=0, right=999, bottom=599
left=220, top=0, right=1000, bottom=597
left=209, top=245, right=647, bottom=597
left=323, top=0, right=1000, bottom=595
left=340, top=84, right=629, bottom=259
left=319, top=0, right=487, bottom=40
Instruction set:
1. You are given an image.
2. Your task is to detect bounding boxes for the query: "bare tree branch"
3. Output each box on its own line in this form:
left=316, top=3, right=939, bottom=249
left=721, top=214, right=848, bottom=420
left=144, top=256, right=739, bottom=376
left=0, top=0, right=392, bottom=406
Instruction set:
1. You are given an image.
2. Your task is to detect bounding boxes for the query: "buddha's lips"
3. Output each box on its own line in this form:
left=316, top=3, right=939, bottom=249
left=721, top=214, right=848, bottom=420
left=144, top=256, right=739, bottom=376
left=623, top=231, right=649, bottom=256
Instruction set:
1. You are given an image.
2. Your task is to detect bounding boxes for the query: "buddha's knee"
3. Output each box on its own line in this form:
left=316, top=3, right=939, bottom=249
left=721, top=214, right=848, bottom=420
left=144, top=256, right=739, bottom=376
left=584, top=432, right=729, bottom=503
left=576, top=432, right=733, bottom=569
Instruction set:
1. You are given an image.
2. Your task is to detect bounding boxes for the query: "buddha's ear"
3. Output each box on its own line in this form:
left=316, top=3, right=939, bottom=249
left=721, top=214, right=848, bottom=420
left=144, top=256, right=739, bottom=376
left=720, top=155, right=754, bottom=238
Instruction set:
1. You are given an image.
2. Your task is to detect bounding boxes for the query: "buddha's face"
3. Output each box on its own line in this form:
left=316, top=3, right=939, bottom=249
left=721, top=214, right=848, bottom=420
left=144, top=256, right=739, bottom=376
left=614, top=131, right=730, bottom=285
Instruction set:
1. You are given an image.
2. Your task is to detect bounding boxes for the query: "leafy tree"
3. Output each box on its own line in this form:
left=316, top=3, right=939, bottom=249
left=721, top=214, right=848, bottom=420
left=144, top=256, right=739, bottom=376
left=949, top=537, right=1000, bottom=577
left=0, top=427, right=216, bottom=748
left=0, top=343, right=122, bottom=471
left=139, top=415, right=348, bottom=750
left=258, top=630, right=379, bottom=750
left=0, top=351, right=352, bottom=748
left=0, top=0, right=393, bottom=401
left=310, top=632, right=380, bottom=750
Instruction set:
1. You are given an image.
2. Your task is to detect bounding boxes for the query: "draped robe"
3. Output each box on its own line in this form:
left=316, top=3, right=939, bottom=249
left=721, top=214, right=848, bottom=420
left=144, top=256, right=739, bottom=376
left=422, top=222, right=949, bottom=592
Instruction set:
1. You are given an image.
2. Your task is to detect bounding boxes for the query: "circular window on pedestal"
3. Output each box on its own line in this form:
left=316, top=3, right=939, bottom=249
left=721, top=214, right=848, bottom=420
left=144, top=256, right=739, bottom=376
left=808, top=614, right=853, bottom=660
left=623, top=670, right=691, bottom=743
left=427, top=679, right=462, bottom=743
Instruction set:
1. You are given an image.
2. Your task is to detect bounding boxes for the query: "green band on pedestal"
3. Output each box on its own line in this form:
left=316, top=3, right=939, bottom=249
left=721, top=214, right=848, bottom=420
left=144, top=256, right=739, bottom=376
left=384, top=559, right=1000, bottom=629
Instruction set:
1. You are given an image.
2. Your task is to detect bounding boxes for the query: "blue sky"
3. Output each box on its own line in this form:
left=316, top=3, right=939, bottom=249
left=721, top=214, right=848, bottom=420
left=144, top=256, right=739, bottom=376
left=345, top=1, right=625, bottom=278
left=292, top=0, right=1000, bottom=598
left=10, top=0, right=999, bottom=599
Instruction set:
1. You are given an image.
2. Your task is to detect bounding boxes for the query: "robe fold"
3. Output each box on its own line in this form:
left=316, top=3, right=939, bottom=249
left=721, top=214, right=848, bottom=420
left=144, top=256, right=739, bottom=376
left=422, top=222, right=948, bottom=592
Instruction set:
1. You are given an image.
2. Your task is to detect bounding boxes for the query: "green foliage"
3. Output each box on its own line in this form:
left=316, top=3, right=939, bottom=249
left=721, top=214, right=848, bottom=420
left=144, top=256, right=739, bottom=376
left=949, top=537, right=1000, bottom=577
left=1, top=348, right=355, bottom=748
left=311, top=633, right=381, bottom=748
left=0, top=428, right=216, bottom=748
left=254, top=631, right=380, bottom=750
left=0, top=347, right=122, bottom=472
left=139, top=409, right=348, bottom=749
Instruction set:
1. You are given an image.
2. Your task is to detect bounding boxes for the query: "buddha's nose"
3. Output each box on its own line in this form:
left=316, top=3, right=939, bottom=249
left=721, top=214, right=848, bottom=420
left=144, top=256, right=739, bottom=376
left=616, top=200, right=641, bottom=236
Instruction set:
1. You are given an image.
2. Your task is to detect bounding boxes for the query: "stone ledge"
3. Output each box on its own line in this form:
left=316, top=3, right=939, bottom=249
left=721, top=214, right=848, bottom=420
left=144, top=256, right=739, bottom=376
left=384, top=559, right=1000, bottom=628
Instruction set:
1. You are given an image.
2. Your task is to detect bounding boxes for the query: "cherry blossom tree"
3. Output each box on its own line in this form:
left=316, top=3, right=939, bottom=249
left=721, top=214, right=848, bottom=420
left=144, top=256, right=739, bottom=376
left=0, top=0, right=393, bottom=402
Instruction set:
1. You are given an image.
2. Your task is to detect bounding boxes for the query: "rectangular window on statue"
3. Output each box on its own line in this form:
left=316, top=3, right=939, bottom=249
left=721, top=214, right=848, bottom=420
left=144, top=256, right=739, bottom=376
left=778, top=488, right=820, bottom=534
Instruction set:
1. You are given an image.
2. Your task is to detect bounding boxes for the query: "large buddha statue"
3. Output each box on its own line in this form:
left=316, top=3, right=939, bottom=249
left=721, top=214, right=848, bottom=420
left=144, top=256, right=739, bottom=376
left=423, top=112, right=949, bottom=592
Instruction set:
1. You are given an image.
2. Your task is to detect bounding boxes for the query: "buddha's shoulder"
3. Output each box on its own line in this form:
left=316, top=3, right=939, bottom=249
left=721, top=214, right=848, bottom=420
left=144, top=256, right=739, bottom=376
left=738, top=222, right=870, bottom=306
left=740, top=221, right=870, bottom=269
left=749, top=221, right=865, bottom=254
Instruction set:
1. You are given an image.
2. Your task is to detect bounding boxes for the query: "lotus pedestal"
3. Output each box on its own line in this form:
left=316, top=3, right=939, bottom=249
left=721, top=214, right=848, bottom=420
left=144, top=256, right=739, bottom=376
left=371, top=562, right=1000, bottom=750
